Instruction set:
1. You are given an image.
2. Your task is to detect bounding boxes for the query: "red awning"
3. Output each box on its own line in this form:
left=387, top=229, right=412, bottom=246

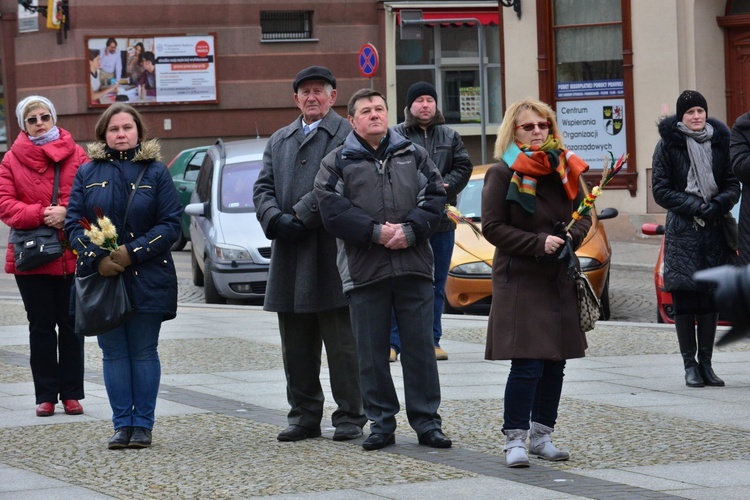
left=397, top=10, right=499, bottom=27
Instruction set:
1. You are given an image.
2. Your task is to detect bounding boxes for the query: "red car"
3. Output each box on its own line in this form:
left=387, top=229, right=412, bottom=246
left=641, top=222, right=735, bottom=324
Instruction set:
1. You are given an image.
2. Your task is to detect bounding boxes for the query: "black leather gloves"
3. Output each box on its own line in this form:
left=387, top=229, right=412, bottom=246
left=272, top=213, right=312, bottom=242
left=698, top=201, right=722, bottom=222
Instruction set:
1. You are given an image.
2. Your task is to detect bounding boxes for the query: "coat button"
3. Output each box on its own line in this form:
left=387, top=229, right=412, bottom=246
left=301, top=160, right=307, bottom=165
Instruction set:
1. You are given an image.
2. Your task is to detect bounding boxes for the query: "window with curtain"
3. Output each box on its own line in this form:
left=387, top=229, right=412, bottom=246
left=554, top=0, right=623, bottom=84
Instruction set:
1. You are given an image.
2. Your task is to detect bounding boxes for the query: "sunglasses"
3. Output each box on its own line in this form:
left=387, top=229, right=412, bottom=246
left=515, top=121, right=550, bottom=132
left=25, top=114, right=52, bottom=126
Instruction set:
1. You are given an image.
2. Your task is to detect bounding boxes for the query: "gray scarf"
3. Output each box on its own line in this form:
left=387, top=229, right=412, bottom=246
left=676, top=121, right=717, bottom=203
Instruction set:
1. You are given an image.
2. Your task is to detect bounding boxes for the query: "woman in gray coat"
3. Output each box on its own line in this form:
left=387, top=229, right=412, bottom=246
left=482, top=98, right=591, bottom=468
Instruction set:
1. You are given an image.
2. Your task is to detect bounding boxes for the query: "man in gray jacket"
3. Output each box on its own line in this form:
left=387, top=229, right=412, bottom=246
left=315, top=89, right=451, bottom=451
left=253, top=66, right=366, bottom=442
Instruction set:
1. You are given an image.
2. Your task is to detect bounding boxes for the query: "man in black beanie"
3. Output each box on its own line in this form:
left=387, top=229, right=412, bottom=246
left=390, top=81, right=473, bottom=363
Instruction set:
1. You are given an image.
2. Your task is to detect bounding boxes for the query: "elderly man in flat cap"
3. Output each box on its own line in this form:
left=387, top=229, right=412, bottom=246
left=254, top=66, right=366, bottom=442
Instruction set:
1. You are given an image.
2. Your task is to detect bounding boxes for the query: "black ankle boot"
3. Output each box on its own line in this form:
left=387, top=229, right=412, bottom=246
left=684, top=365, right=705, bottom=387
left=698, top=363, right=725, bottom=386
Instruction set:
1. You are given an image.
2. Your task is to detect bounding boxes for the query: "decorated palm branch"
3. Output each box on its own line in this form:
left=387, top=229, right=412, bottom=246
left=564, top=152, right=628, bottom=232
left=445, top=204, right=482, bottom=239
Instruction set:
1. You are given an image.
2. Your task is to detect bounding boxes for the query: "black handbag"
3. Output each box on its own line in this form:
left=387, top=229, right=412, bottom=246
left=10, top=163, right=64, bottom=271
left=721, top=212, right=738, bottom=251
left=75, top=273, right=134, bottom=336
left=73, top=167, right=145, bottom=336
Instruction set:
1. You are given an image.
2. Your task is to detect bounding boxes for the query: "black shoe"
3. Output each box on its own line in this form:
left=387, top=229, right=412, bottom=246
left=418, top=429, right=452, bottom=448
left=685, top=366, right=705, bottom=387
left=332, top=422, right=363, bottom=441
left=362, top=432, right=395, bottom=451
left=698, top=364, right=725, bottom=387
left=108, top=427, right=132, bottom=450
left=128, top=427, right=152, bottom=448
left=277, top=425, right=322, bottom=442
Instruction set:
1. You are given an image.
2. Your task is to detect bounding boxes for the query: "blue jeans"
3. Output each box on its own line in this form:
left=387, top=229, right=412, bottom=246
left=503, top=359, right=566, bottom=430
left=390, top=230, right=454, bottom=352
left=98, top=313, right=163, bottom=431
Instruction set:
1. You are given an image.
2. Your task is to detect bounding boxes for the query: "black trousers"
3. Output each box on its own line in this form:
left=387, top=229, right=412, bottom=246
left=277, top=306, right=366, bottom=429
left=15, top=274, right=84, bottom=404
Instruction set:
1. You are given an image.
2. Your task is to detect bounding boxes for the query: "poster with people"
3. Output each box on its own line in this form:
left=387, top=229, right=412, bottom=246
left=85, top=34, right=217, bottom=107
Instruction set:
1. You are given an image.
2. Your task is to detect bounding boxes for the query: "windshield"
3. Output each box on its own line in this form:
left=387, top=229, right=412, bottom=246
left=456, top=178, right=483, bottom=220
left=220, top=160, right=262, bottom=213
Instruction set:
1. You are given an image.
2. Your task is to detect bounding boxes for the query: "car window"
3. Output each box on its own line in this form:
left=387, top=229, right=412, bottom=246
left=456, top=178, right=483, bottom=220
left=220, top=160, right=263, bottom=212
left=184, top=151, right=206, bottom=183
left=194, top=152, right=215, bottom=202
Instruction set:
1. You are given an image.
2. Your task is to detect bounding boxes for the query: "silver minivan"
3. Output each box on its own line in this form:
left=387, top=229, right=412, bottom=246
left=185, top=138, right=271, bottom=303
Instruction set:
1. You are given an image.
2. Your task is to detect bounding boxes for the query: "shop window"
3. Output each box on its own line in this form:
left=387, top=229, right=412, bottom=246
left=395, top=24, right=501, bottom=125
left=260, top=11, right=313, bottom=41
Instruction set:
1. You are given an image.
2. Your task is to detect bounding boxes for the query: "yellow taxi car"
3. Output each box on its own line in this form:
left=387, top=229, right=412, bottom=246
left=444, top=164, right=618, bottom=317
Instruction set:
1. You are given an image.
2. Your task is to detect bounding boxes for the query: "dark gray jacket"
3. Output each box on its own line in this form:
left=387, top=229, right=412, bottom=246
left=393, top=108, right=472, bottom=231
left=253, top=110, right=351, bottom=312
left=730, top=112, right=750, bottom=266
left=314, top=130, right=446, bottom=293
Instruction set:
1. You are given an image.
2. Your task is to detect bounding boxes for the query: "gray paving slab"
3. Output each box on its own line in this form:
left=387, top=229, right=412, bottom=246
left=1, top=287, right=749, bottom=498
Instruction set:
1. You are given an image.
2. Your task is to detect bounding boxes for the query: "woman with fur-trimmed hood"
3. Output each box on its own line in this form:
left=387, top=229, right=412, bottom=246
left=652, top=90, right=739, bottom=389
left=65, top=103, right=182, bottom=450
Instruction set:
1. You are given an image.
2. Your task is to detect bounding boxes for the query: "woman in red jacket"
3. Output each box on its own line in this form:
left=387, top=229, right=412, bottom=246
left=0, top=95, right=89, bottom=417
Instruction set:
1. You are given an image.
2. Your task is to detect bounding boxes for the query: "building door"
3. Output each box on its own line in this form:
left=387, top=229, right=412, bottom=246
left=720, top=3, right=750, bottom=125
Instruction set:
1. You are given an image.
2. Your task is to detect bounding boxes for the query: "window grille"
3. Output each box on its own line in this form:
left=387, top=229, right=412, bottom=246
left=261, top=11, right=313, bottom=40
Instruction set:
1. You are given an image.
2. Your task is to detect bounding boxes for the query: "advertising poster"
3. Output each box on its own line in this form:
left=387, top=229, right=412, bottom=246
left=86, top=34, right=217, bottom=107
left=556, top=99, right=627, bottom=170
left=459, top=87, right=481, bottom=123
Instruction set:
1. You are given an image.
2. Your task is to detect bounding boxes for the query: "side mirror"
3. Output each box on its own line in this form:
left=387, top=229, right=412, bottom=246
left=597, top=207, right=619, bottom=221
left=185, top=202, right=209, bottom=218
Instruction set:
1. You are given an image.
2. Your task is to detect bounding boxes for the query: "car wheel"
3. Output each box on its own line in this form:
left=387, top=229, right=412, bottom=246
left=657, top=308, right=665, bottom=323
left=191, top=250, right=204, bottom=286
left=203, top=259, right=226, bottom=304
left=599, top=273, right=611, bottom=321
left=171, top=232, right=187, bottom=252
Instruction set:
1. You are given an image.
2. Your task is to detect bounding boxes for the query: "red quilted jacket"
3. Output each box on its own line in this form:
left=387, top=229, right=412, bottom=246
left=0, top=128, right=89, bottom=275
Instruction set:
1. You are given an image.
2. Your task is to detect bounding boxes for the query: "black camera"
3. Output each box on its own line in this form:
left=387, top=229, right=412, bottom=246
left=694, top=265, right=750, bottom=345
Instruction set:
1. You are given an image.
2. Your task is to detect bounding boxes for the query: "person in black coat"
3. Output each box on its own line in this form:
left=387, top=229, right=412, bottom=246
left=652, top=90, right=740, bottom=388
left=729, top=110, right=750, bottom=266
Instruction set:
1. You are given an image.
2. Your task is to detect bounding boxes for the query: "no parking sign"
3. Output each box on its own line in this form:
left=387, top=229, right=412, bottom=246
left=358, top=43, right=379, bottom=78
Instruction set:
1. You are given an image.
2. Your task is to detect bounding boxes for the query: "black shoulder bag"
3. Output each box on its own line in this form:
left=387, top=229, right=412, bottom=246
left=9, top=163, right=65, bottom=271
left=74, top=167, right=146, bottom=336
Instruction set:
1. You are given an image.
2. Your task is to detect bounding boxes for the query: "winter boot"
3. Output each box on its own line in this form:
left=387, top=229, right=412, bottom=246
left=696, top=313, right=725, bottom=387
left=675, top=314, right=704, bottom=387
left=503, top=429, right=529, bottom=468
left=529, top=422, right=570, bottom=461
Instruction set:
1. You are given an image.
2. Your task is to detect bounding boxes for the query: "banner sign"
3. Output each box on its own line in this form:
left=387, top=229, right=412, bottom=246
left=86, top=34, right=218, bottom=107
left=556, top=99, right=626, bottom=170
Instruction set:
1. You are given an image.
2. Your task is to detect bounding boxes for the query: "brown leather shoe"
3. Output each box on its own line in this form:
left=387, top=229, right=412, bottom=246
left=435, top=346, right=449, bottom=360
left=36, top=402, right=55, bottom=417
left=62, top=399, right=84, bottom=415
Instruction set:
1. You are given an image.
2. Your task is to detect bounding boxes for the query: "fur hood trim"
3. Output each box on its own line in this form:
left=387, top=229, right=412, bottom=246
left=86, top=139, right=162, bottom=162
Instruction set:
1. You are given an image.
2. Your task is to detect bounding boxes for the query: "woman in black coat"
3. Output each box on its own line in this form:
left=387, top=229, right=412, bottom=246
left=652, top=90, right=740, bottom=388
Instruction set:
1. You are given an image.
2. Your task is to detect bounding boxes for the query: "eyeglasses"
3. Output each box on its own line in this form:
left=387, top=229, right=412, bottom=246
left=515, top=121, right=550, bottom=132
left=25, top=114, right=52, bottom=126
